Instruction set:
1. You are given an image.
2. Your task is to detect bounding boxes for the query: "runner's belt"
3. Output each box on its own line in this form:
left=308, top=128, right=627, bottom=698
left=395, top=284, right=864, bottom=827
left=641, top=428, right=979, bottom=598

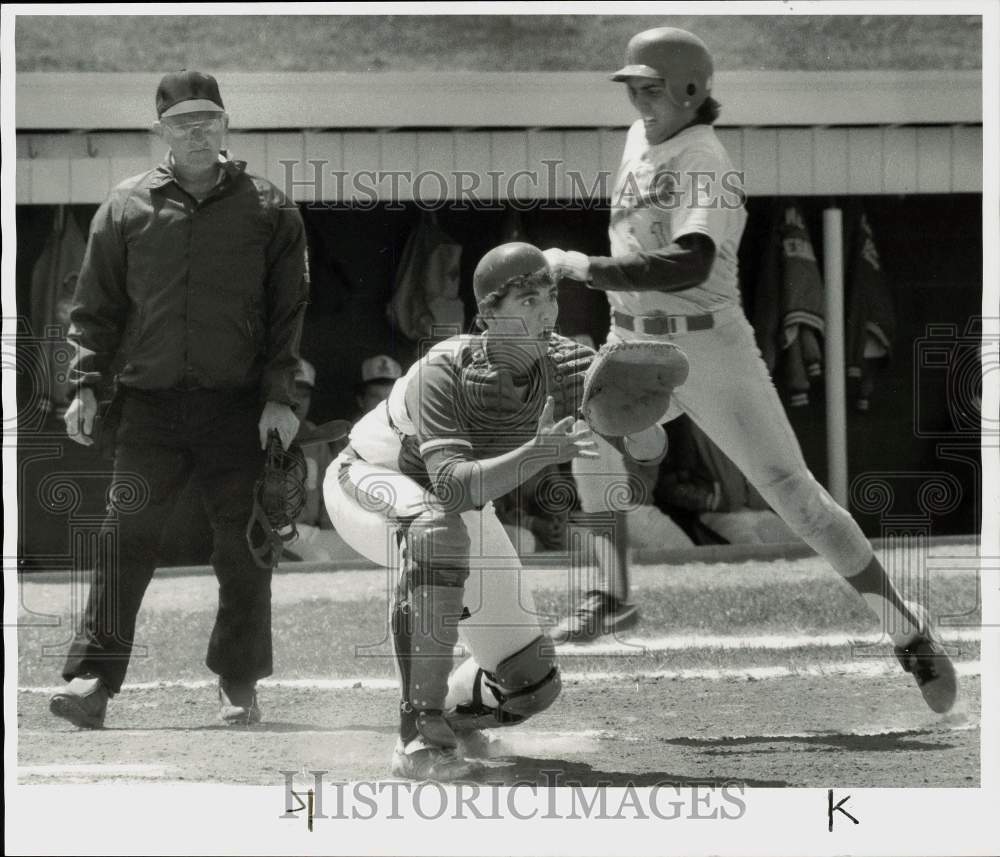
left=612, top=310, right=715, bottom=335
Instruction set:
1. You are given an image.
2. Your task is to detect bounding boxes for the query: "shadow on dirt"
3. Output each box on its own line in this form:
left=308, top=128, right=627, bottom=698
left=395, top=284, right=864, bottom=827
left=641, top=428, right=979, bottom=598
left=134, top=721, right=399, bottom=734
left=658, top=729, right=956, bottom=754
left=478, top=755, right=789, bottom=787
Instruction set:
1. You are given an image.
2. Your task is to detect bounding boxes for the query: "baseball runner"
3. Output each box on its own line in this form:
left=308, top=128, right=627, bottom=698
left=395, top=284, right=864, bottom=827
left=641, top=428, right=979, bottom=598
left=544, top=27, right=958, bottom=714
left=324, top=242, right=678, bottom=781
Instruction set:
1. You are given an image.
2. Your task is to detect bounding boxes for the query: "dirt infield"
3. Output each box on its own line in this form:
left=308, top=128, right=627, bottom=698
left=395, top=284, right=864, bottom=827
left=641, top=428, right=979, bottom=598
left=18, top=671, right=979, bottom=787
left=16, top=548, right=983, bottom=788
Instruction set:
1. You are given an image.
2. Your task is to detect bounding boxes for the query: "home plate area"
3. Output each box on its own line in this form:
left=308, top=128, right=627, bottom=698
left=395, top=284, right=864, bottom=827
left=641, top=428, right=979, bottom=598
left=16, top=552, right=983, bottom=787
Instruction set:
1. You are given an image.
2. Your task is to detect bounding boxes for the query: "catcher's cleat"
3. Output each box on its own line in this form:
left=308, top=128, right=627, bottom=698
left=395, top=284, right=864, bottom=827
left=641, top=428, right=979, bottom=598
left=893, top=606, right=958, bottom=714
left=550, top=590, right=639, bottom=645
left=218, top=679, right=262, bottom=725
left=49, top=674, right=109, bottom=729
left=454, top=728, right=496, bottom=759
left=390, top=737, right=486, bottom=783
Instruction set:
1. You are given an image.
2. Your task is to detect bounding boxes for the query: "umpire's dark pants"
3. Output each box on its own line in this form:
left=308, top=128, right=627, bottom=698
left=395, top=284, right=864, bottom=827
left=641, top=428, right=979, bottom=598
left=62, top=386, right=269, bottom=694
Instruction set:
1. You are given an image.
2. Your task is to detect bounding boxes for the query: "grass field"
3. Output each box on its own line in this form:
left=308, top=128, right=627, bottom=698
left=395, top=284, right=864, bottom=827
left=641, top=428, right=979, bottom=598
left=16, top=542, right=982, bottom=788
left=14, top=14, right=982, bottom=72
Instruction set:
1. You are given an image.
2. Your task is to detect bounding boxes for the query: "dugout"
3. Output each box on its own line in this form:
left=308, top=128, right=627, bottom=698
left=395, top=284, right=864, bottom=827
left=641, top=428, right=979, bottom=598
left=12, top=70, right=984, bottom=568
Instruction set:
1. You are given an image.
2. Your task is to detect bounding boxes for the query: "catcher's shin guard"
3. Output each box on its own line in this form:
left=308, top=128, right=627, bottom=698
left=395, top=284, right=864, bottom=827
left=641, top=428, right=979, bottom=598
left=393, top=580, right=467, bottom=748
left=446, top=636, right=561, bottom=732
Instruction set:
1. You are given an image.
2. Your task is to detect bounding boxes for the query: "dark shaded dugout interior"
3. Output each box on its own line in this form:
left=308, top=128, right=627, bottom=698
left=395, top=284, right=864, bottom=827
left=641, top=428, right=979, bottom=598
left=14, top=193, right=983, bottom=568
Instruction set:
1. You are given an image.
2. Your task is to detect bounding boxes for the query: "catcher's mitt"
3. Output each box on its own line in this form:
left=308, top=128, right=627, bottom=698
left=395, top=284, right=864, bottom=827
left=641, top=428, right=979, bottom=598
left=580, top=341, right=689, bottom=436
left=246, top=430, right=308, bottom=569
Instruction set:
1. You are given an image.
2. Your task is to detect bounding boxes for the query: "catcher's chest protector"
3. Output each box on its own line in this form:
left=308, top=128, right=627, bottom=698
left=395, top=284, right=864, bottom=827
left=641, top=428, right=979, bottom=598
left=457, top=336, right=592, bottom=442
left=542, top=337, right=592, bottom=417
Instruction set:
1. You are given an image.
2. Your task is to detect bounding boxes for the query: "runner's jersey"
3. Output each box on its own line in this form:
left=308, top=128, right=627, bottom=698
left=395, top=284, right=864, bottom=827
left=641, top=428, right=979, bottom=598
left=608, top=121, right=748, bottom=317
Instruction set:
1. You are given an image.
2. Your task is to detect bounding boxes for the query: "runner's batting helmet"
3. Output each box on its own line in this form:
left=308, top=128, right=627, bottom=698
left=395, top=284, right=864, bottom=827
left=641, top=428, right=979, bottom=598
left=611, top=27, right=713, bottom=109
left=473, top=242, right=550, bottom=305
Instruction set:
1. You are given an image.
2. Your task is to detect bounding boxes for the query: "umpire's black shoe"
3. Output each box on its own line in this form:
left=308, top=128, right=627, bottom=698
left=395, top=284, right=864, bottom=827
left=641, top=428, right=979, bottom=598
left=893, top=606, right=958, bottom=714
left=550, top=590, right=640, bottom=645
left=218, top=679, right=262, bottom=725
left=49, top=674, right=109, bottom=729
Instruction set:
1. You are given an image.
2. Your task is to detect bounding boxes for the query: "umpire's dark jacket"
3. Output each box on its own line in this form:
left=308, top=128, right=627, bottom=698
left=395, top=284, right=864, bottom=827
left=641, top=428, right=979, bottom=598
left=68, top=155, right=308, bottom=404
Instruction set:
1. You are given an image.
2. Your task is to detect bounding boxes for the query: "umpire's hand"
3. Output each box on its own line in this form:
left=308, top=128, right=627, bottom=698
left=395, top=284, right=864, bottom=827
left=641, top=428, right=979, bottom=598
left=65, top=387, right=98, bottom=446
left=259, top=400, right=300, bottom=450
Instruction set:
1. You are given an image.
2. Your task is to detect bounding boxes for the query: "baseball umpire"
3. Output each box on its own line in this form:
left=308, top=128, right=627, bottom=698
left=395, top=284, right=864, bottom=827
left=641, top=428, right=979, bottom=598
left=49, top=70, right=308, bottom=728
left=324, top=242, right=678, bottom=781
left=544, top=27, right=957, bottom=714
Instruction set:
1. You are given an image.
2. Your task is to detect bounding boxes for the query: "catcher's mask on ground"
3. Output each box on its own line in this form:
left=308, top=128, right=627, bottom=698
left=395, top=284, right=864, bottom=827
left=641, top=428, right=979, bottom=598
left=246, top=431, right=308, bottom=569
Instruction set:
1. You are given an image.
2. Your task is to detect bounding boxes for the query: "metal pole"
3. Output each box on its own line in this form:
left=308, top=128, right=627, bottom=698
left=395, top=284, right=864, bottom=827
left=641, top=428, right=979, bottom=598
left=823, top=207, right=848, bottom=507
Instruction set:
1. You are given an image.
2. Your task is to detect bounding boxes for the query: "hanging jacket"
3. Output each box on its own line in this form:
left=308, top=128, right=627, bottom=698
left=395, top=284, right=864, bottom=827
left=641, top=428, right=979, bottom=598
left=387, top=213, right=464, bottom=341
left=30, top=206, right=87, bottom=414
left=845, top=210, right=894, bottom=411
left=754, top=201, right=825, bottom=406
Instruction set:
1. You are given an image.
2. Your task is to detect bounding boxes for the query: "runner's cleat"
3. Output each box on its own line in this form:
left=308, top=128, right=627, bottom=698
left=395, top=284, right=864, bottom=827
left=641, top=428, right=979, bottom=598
left=550, top=589, right=639, bottom=645
left=390, top=737, right=486, bottom=782
left=893, top=608, right=958, bottom=714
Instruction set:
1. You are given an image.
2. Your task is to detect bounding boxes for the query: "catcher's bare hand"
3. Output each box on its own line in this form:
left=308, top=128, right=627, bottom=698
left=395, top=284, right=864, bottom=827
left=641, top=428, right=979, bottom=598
left=64, top=387, right=98, bottom=446
left=259, top=400, right=299, bottom=450
left=534, top=396, right=600, bottom=463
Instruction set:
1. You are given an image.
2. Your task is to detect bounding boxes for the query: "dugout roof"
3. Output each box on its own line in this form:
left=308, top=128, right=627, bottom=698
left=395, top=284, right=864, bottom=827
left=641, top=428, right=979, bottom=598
left=15, top=71, right=983, bottom=203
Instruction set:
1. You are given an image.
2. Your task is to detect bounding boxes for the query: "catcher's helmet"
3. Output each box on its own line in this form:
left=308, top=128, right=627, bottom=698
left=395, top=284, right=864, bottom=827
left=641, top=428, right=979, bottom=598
left=611, top=27, right=713, bottom=109
left=473, top=242, right=549, bottom=305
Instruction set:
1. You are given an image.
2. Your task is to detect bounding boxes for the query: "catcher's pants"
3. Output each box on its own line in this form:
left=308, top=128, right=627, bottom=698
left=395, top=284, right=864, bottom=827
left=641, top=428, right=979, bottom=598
left=61, top=387, right=270, bottom=693
left=607, top=310, right=873, bottom=578
left=324, top=448, right=550, bottom=697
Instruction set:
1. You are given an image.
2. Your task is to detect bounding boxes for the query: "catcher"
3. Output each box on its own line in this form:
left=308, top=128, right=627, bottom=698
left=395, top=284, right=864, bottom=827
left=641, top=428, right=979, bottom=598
left=323, top=242, right=686, bottom=782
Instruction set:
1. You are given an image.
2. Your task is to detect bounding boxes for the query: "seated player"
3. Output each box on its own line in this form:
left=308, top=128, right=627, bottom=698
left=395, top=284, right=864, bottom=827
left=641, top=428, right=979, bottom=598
left=324, top=242, right=667, bottom=781
left=282, top=359, right=341, bottom=561
left=355, top=354, right=403, bottom=417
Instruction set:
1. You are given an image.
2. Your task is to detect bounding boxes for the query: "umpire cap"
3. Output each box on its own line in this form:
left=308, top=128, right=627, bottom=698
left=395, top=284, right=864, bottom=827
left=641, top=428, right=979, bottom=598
left=612, top=27, right=713, bottom=109
left=156, top=70, right=225, bottom=118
